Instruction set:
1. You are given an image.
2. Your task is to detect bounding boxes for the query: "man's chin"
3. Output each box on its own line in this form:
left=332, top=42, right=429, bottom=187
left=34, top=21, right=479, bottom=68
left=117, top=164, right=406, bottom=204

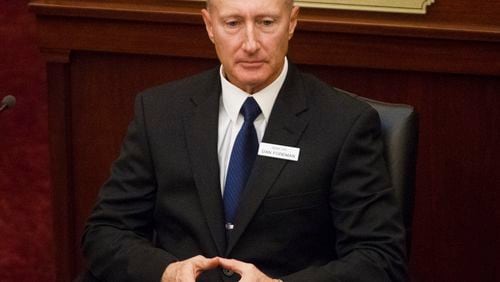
left=230, top=70, right=262, bottom=84
left=235, top=77, right=268, bottom=93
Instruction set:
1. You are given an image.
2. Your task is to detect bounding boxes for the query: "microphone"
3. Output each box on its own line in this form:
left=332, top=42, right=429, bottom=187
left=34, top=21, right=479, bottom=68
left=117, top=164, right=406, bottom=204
left=0, top=95, right=16, bottom=113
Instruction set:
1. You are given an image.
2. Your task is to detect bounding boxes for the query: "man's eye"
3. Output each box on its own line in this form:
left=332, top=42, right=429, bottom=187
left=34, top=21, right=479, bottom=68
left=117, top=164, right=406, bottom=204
left=225, top=21, right=240, bottom=28
left=259, top=19, right=275, bottom=27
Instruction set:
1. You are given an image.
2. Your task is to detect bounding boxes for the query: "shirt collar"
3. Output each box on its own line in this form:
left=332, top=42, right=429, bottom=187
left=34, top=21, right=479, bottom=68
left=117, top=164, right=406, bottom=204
left=220, top=58, right=288, bottom=123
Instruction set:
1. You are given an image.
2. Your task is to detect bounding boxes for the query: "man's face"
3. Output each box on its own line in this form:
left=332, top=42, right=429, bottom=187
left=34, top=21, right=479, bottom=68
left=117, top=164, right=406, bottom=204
left=202, top=0, right=299, bottom=94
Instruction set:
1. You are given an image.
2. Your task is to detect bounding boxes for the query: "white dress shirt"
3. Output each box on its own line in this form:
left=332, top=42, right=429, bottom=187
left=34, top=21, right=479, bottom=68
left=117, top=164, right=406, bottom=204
left=218, top=58, right=289, bottom=195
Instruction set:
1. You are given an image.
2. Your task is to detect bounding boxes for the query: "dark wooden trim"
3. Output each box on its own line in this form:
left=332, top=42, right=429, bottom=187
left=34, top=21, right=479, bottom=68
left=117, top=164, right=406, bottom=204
left=40, top=48, right=70, bottom=63
left=289, top=30, right=500, bottom=75
left=29, top=0, right=205, bottom=25
left=29, top=1, right=500, bottom=76
left=29, top=0, right=500, bottom=42
left=33, top=15, right=216, bottom=61
left=297, top=9, right=500, bottom=42
left=46, top=60, right=75, bottom=282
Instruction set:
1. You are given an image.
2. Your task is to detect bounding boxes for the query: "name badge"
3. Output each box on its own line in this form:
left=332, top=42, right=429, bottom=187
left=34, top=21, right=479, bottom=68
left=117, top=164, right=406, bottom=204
left=258, top=142, right=300, bottom=162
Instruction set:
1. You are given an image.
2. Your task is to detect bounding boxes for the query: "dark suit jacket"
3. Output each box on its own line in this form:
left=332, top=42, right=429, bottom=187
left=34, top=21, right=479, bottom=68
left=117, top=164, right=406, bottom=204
left=82, top=64, right=407, bottom=282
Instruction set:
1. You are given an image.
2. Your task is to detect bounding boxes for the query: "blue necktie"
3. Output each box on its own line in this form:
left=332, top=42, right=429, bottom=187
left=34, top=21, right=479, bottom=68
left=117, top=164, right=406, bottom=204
left=224, top=97, right=261, bottom=227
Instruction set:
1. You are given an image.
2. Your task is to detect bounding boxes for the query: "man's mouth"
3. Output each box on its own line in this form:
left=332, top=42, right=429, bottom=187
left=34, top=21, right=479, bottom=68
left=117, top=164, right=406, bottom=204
left=239, top=61, right=265, bottom=68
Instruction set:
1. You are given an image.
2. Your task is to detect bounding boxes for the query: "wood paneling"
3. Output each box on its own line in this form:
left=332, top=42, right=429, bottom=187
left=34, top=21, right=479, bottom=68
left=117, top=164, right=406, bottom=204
left=30, top=0, right=500, bottom=281
left=46, top=60, right=74, bottom=282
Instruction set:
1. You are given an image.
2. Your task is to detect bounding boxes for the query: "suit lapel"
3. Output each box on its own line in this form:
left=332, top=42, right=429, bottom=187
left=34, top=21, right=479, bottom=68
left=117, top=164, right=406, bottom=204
left=226, top=65, right=311, bottom=255
left=184, top=72, right=227, bottom=255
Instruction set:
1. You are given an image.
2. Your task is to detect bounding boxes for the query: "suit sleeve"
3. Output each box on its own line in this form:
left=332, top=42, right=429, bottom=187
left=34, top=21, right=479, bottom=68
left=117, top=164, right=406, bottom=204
left=81, top=93, right=178, bottom=282
left=281, top=106, right=408, bottom=282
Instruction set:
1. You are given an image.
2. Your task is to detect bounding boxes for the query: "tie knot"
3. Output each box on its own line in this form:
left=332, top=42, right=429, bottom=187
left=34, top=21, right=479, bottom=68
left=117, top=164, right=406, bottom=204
left=240, top=97, right=261, bottom=122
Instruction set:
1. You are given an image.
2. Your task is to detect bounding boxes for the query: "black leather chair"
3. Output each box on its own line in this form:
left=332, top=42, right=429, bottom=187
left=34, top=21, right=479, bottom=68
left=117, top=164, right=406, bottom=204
left=347, top=90, right=419, bottom=254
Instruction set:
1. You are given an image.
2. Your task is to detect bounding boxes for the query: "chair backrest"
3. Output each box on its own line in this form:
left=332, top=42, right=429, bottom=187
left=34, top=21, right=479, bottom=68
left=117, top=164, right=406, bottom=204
left=343, top=89, right=418, bottom=253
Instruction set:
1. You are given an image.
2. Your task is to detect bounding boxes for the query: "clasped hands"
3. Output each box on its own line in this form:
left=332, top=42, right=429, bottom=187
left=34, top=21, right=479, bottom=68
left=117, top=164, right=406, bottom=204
left=162, top=255, right=281, bottom=282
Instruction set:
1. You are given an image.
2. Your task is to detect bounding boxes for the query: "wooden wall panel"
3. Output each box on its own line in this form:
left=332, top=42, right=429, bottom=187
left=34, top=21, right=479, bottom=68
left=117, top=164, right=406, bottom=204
left=30, top=0, right=500, bottom=281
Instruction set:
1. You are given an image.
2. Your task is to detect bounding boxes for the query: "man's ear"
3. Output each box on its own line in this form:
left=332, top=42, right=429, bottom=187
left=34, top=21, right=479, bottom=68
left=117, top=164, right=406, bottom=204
left=288, top=6, right=300, bottom=40
left=201, top=9, right=215, bottom=44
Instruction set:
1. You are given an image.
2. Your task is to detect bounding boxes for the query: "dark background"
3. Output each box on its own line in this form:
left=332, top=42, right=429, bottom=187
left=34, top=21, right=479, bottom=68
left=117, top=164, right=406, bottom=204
left=0, top=1, right=54, bottom=281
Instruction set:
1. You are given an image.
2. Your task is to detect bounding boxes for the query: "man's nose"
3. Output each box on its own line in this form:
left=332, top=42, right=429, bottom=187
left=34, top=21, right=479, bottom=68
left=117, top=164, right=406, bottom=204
left=242, top=25, right=259, bottom=53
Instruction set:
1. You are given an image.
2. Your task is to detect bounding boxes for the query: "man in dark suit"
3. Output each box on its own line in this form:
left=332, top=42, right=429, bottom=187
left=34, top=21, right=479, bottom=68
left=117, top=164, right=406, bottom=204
left=82, top=0, right=407, bottom=281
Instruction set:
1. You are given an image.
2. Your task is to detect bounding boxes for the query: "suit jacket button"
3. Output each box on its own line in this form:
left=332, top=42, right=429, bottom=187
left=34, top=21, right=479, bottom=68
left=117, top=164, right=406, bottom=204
left=222, top=268, right=234, bottom=277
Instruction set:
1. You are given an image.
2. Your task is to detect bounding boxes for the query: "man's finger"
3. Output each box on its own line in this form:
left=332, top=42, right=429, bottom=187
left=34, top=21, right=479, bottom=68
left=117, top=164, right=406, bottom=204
left=193, top=256, right=220, bottom=272
left=163, top=256, right=221, bottom=282
left=217, top=258, right=277, bottom=282
left=217, top=257, right=249, bottom=275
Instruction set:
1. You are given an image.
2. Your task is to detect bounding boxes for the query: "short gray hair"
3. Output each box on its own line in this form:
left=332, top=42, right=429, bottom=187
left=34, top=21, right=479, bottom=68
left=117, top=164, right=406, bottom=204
left=206, top=0, right=294, bottom=10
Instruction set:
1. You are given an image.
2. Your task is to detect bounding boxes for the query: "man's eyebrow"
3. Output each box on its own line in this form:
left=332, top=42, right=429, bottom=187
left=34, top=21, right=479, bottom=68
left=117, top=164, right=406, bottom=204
left=254, top=10, right=282, bottom=18
left=219, top=14, right=243, bottom=19
left=255, top=14, right=281, bottom=19
left=216, top=11, right=243, bottom=19
left=217, top=14, right=282, bottom=22
left=216, top=8, right=282, bottom=19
